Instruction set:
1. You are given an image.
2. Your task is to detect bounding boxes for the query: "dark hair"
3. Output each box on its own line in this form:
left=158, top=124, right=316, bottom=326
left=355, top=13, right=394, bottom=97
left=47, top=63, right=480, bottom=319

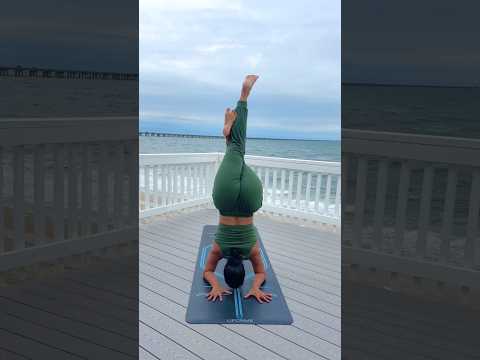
left=224, top=248, right=245, bottom=288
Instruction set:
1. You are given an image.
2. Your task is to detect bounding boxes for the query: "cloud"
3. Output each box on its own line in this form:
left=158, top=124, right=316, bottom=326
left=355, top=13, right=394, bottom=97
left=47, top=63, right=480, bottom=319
left=140, top=0, right=340, bottom=139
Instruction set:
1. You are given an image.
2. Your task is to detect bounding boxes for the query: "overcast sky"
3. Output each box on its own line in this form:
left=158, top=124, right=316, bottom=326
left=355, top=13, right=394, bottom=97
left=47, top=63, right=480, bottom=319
left=140, top=0, right=340, bottom=140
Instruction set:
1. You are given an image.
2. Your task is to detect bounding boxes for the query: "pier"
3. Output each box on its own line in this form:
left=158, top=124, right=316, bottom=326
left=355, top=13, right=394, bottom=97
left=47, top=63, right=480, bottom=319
left=0, top=65, right=138, bottom=80
left=139, top=131, right=222, bottom=139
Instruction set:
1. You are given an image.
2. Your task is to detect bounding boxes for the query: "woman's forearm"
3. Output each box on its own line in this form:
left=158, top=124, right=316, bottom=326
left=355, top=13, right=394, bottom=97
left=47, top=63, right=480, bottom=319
left=203, top=271, right=221, bottom=288
left=251, top=272, right=266, bottom=290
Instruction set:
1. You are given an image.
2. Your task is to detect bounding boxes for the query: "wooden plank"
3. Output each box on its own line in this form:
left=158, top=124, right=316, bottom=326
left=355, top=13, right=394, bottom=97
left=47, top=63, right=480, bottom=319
left=315, top=174, right=322, bottom=212
left=81, top=143, right=91, bottom=236
left=334, top=176, right=340, bottom=217
left=394, top=161, right=410, bottom=255
left=160, top=165, right=166, bottom=207
left=140, top=323, right=200, bottom=360
left=296, top=172, right=303, bottom=210
left=140, top=272, right=335, bottom=359
left=265, top=167, right=270, bottom=203
left=67, top=144, right=77, bottom=239
left=140, top=285, right=288, bottom=360
left=140, top=303, right=244, bottom=360
left=14, top=146, right=25, bottom=250
left=144, top=166, right=150, bottom=210
left=0, top=329, right=81, bottom=359
left=272, top=169, right=278, bottom=205
left=139, top=237, right=341, bottom=312
left=280, top=169, right=286, bottom=207
left=324, top=175, right=331, bottom=215
left=0, top=147, right=4, bottom=253
left=372, top=159, right=388, bottom=251
left=287, top=170, right=294, bottom=208
left=179, top=165, right=185, bottom=201
left=34, top=144, right=46, bottom=245
left=352, top=157, right=367, bottom=248
left=305, top=172, right=312, bottom=211
left=114, top=143, right=124, bottom=228
left=128, top=140, right=138, bottom=225
left=0, top=297, right=136, bottom=358
left=54, top=144, right=65, bottom=242
left=98, top=142, right=109, bottom=232
left=465, top=169, right=480, bottom=267
left=440, top=166, right=458, bottom=264
left=193, top=165, right=198, bottom=200
left=0, top=311, right=134, bottom=359
left=143, top=217, right=341, bottom=265
left=417, top=165, right=434, bottom=259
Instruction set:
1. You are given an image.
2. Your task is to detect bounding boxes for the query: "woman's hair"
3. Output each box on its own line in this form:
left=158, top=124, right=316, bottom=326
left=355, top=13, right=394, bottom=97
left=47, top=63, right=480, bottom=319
left=224, top=248, right=245, bottom=288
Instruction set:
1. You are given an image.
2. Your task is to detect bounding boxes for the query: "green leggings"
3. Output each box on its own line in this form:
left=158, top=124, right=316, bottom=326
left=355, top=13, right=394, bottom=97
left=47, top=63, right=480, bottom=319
left=212, top=101, right=263, bottom=217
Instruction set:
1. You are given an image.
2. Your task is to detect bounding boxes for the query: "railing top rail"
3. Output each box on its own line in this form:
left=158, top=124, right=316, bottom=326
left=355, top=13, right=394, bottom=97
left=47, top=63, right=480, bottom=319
left=0, top=117, right=138, bottom=145
left=140, top=152, right=341, bottom=173
left=343, top=128, right=480, bottom=166
left=343, top=128, right=480, bottom=148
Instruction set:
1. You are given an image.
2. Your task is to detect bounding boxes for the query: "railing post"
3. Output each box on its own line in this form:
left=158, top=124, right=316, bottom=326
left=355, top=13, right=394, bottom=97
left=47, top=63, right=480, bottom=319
left=34, top=145, right=46, bottom=245
left=373, top=159, right=388, bottom=251
left=14, top=146, right=25, bottom=250
left=439, top=166, right=458, bottom=264
left=353, top=157, right=367, bottom=248
left=465, top=169, right=480, bottom=267
left=0, top=147, right=4, bottom=253
left=54, top=144, right=65, bottom=242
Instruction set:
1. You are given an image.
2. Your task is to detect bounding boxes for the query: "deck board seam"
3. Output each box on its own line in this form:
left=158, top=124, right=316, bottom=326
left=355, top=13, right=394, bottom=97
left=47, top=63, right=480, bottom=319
left=140, top=283, right=333, bottom=360
left=140, top=321, right=205, bottom=360
left=0, top=294, right=136, bottom=340
left=140, top=240, right=341, bottom=297
left=140, top=229, right=341, bottom=277
left=0, top=327, right=87, bottom=360
left=139, top=261, right=341, bottom=334
left=139, top=250, right=341, bottom=320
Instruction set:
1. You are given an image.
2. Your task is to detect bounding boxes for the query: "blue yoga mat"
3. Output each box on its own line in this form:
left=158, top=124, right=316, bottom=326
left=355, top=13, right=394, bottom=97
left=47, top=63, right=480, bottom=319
left=185, top=225, right=293, bottom=324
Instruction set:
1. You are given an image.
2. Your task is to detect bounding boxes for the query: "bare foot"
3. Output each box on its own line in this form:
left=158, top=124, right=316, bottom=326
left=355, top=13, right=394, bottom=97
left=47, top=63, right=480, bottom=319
left=243, top=75, right=259, bottom=91
left=223, top=108, right=237, bottom=138
left=240, top=75, right=259, bottom=101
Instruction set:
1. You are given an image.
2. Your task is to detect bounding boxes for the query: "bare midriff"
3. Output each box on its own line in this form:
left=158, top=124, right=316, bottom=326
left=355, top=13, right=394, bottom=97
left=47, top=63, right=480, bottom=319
left=219, top=215, right=253, bottom=225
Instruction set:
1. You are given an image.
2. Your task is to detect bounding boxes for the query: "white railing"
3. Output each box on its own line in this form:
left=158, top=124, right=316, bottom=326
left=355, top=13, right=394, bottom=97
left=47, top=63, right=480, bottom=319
left=0, top=117, right=138, bottom=272
left=139, top=152, right=341, bottom=225
left=343, top=129, right=480, bottom=288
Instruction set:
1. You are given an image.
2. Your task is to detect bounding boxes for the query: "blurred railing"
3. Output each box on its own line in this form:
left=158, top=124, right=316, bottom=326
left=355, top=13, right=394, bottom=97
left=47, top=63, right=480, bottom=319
left=139, top=152, right=341, bottom=225
left=343, top=129, right=480, bottom=288
left=0, top=117, right=138, bottom=272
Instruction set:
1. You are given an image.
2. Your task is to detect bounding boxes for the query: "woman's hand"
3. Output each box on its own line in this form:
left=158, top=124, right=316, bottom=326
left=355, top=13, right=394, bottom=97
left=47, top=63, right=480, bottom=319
left=244, top=287, right=272, bottom=304
left=206, top=286, right=232, bottom=302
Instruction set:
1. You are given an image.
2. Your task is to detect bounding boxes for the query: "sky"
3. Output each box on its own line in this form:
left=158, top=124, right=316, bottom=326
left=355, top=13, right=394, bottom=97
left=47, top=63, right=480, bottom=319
left=140, top=0, right=341, bottom=140
left=0, top=0, right=138, bottom=72
left=343, top=0, right=480, bottom=86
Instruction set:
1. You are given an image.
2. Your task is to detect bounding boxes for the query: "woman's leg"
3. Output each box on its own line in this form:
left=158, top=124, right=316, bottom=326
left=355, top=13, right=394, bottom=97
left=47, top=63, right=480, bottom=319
left=238, top=163, right=263, bottom=214
left=212, top=75, right=260, bottom=215
left=212, top=102, right=248, bottom=214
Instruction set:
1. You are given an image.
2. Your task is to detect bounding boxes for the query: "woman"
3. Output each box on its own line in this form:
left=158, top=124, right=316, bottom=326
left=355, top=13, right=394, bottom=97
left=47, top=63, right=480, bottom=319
left=203, top=75, right=272, bottom=304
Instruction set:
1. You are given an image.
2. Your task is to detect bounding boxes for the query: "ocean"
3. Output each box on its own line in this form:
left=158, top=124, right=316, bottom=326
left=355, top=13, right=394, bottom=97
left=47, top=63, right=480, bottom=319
left=140, top=136, right=340, bottom=161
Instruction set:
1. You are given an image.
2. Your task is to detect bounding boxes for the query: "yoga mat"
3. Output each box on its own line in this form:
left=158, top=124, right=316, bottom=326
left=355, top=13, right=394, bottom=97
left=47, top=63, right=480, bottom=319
left=186, top=225, right=293, bottom=324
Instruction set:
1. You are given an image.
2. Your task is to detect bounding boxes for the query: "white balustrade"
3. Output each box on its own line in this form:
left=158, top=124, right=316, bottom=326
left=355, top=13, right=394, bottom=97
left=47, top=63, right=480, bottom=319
left=139, top=152, right=341, bottom=225
left=0, top=117, right=138, bottom=272
left=343, top=129, right=480, bottom=288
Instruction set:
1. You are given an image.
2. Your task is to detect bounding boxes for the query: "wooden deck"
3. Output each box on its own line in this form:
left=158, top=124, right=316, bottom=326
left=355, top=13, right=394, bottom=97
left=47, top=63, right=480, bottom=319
left=139, top=208, right=341, bottom=360
left=0, top=255, right=138, bottom=359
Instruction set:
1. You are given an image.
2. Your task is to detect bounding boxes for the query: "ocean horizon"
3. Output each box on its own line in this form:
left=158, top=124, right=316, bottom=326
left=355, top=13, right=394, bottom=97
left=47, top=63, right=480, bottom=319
left=140, top=135, right=340, bottom=162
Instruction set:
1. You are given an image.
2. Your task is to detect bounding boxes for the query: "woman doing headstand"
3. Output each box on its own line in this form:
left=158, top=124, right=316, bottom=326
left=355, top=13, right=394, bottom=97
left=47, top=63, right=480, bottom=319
left=203, top=75, right=272, bottom=304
